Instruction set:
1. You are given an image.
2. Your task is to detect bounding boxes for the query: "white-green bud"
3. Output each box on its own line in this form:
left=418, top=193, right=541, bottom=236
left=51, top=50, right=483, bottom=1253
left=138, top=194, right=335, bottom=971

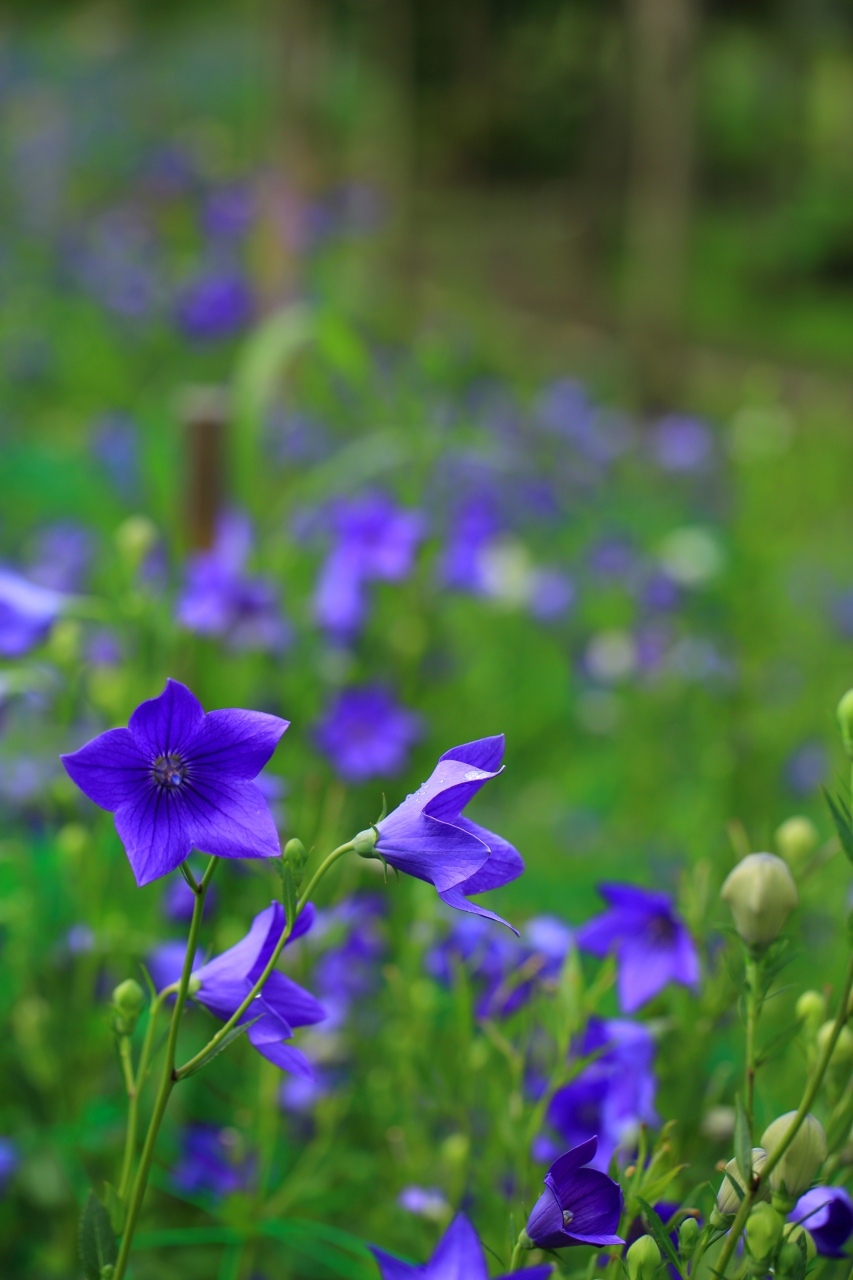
left=112, top=978, right=145, bottom=1036
left=745, top=1203, right=784, bottom=1268
left=761, top=1113, right=826, bottom=1198
left=721, top=853, right=798, bottom=949
left=838, top=689, right=853, bottom=759
left=678, top=1217, right=700, bottom=1259
left=817, top=1020, right=853, bottom=1071
left=795, top=990, right=827, bottom=1036
left=716, top=1149, right=769, bottom=1215
left=626, top=1235, right=661, bottom=1280
left=775, top=817, right=819, bottom=876
left=284, top=838, right=307, bottom=888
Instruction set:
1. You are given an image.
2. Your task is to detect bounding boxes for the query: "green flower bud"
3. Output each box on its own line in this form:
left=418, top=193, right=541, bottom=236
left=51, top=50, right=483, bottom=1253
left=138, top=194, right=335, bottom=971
left=284, top=838, right=307, bottom=888
left=678, top=1217, right=700, bottom=1259
left=783, top=1223, right=816, bottom=1264
left=761, top=1112, right=826, bottom=1198
left=626, top=1234, right=661, bottom=1280
left=775, top=817, right=819, bottom=876
left=353, top=827, right=378, bottom=857
left=838, top=689, right=853, bottom=759
left=817, top=1020, right=853, bottom=1072
left=721, top=853, right=798, bottom=949
left=745, top=1202, right=784, bottom=1268
left=188, top=975, right=202, bottom=996
left=112, top=978, right=145, bottom=1036
left=774, top=1240, right=805, bottom=1280
left=716, top=1149, right=769, bottom=1216
left=795, top=990, right=827, bottom=1037
left=115, top=515, right=158, bottom=566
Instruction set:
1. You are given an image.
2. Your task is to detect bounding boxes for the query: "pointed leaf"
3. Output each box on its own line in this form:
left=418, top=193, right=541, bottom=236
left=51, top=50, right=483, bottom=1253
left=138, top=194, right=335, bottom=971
left=734, top=1094, right=752, bottom=1183
left=179, top=1017, right=260, bottom=1079
left=637, top=1198, right=683, bottom=1279
left=823, top=788, right=853, bottom=865
left=102, top=1182, right=124, bottom=1235
left=79, top=1191, right=117, bottom=1280
left=755, top=1018, right=804, bottom=1068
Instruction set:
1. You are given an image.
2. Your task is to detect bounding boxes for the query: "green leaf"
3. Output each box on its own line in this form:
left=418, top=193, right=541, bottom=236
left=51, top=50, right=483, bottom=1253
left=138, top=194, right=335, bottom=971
left=734, top=1093, right=752, bottom=1182
left=79, top=1190, right=117, bottom=1280
left=101, top=1182, right=124, bottom=1235
left=636, top=1198, right=684, bottom=1280
left=823, top=788, right=853, bottom=865
left=179, top=1016, right=260, bottom=1079
left=756, top=1018, right=804, bottom=1068
left=281, top=861, right=299, bottom=935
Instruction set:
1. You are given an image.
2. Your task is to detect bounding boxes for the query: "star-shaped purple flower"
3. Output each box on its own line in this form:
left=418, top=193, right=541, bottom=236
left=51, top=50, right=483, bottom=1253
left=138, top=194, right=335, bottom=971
left=526, top=1137, right=624, bottom=1251
left=790, top=1187, right=853, bottom=1257
left=191, top=901, right=324, bottom=1077
left=61, top=679, right=288, bottom=886
left=370, top=1212, right=552, bottom=1279
left=576, top=884, right=699, bottom=1013
left=374, top=735, right=523, bottom=931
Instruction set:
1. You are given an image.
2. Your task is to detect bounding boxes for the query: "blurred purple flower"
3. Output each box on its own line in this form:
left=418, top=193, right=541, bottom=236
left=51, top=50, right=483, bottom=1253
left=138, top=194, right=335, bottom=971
left=526, top=1137, right=623, bottom=1250
left=785, top=742, right=829, bottom=795
left=280, top=1072, right=332, bottom=1113
left=576, top=883, right=699, bottom=1012
left=177, top=511, right=290, bottom=652
left=652, top=415, right=712, bottom=473
left=313, top=491, right=426, bottom=637
left=162, top=872, right=218, bottom=924
left=398, top=1186, right=449, bottom=1221
left=28, top=522, right=94, bottom=593
left=790, top=1187, right=853, bottom=1257
left=86, top=629, right=122, bottom=667
left=375, top=735, right=523, bottom=930
left=439, top=494, right=504, bottom=593
left=544, top=1018, right=658, bottom=1170
left=202, top=184, right=255, bottom=240
left=0, top=568, right=65, bottom=657
left=641, top=573, right=680, bottom=613
left=175, top=272, right=252, bottom=340
left=314, top=685, right=422, bottom=784
left=529, top=569, right=575, bottom=621
left=0, top=1139, right=19, bottom=1194
left=91, top=413, right=140, bottom=500
left=62, top=678, right=288, bottom=885
left=371, top=1212, right=552, bottom=1280
left=172, top=1125, right=250, bottom=1199
left=311, top=894, right=386, bottom=1027
left=66, top=924, right=95, bottom=955
left=588, top=537, right=636, bottom=580
left=147, top=940, right=203, bottom=995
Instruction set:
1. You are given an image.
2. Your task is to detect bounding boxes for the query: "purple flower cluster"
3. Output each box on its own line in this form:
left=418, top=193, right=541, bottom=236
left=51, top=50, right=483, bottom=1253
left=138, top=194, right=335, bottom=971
left=177, top=510, right=290, bottom=652
left=314, top=685, right=422, bottom=783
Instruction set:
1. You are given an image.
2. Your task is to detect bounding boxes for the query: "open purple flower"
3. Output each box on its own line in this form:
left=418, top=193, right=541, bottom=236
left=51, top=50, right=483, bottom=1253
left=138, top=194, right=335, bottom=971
left=790, top=1187, right=853, bottom=1257
left=576, top=884, right=699, bottom=1013
left=192, top=901, right=324, bottom=1077
left=526, top=1137, right=623, bottom=1250
left=314, top=685, right=422, bottom=783
left=313, top=490, right=426, bottom=637
left=374, top=735, right=523, bottom=931
left=61, top=679, right=288, bottom=885
left=0, top=567, right=65, bottom=657
left=370, top=1212, right=552, bottom=1279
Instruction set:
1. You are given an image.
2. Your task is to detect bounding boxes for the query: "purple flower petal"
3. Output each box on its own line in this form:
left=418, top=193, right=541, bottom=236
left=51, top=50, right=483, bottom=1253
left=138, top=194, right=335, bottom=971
left=181, top=777, right=281, bottom=861
left=368, top=1247, right=421, bottom=1280
left=377, top=812, right=490, bottom=892
left=128, top=678, right=206, bottom=758
left=61, top=727, right=149, bottom=811
left=114, top=784, right=195, bottom=885
left=185, top=708, right=289, bottom=779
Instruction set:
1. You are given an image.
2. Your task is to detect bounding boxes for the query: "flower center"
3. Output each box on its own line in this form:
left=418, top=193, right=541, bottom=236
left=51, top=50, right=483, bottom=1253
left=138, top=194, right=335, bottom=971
left=152, top=754, right=187, bottom=789
left=562, top=1209, right=574, bottom=1227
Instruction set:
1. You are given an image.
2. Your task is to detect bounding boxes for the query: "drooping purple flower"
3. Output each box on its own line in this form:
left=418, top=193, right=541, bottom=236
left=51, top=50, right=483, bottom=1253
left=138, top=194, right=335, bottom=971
left=0, top=1139, right=19, bottom=1194
left=0, top=568, right=65, bottom=657
left=526, top=1137, right=623, bottom=1250
left=27, top=522, right=94, bottom=592
left=177, top=510, right=290, bottom=652
left=314, top=686, right=422, bottom=784
left=576, top=884, right=699, bottom=1013
left=172, top=1125, right=251, bottom=1199
left=370, top=1212, right=552, bottom=1280
left=192, top=901, right=325, bottom=1077
left=790, top=1187, right=853, bottom=1257
left=175, top=271, right=252, bottom=340
left=374, top=735, right=523, bottom=931
left=543, top=1018, right=658, bottom=1170
left=162, top=872, right=218, bottom=923
left=313, top=490, right=426, bottom=637
left=61, top=679, right=288, bottom=885
left=652, top=415, right=713, bottom=473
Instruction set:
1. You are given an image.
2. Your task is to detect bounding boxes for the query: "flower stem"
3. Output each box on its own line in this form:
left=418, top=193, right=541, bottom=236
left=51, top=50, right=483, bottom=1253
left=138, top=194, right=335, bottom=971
left=113, top=856, right=217, bottom=1280
left=509, top=1239, right=527, bottom=1271
left=714, top=945, right=853, bottom=1278
left=744, top=954, right=760, bottom=1132
left=117, top=982, right=174, bottom=1201
left=174, top=841, right=354, bottom=1081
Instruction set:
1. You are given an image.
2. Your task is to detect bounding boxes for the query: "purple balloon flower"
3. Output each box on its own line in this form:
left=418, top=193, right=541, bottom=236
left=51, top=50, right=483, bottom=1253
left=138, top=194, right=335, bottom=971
left=175, top=271, right=252, bottom=340
left=374, top=735, right=523, bottom=931
left=177, top=510, right=290, bottom=652
left=0, top=567, right=65, bottom=657
left=314, top=685, right=422, bottom=784
left=172, top=1124, right=251, bottom=1199
left=370, top=1212, right=553, bottom=1280
left=526, top=1137, right=624, bottom=1250
left=61, top=679, right=288, bottom=886
left=543, top=1018, right=658, bottom=1170
left=790, top=1187, right=853, bottom=1257
left=313, top=490, right=426, bottom=637
left=192, top=901, right=324, bottom=1077
left=576, top=884, right=699, bottom=1013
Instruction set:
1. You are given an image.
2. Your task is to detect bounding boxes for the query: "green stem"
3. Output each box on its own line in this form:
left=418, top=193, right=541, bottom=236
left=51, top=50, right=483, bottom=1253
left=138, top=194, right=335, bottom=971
left=113, top=857, right=217, bottom=1280
left=744, top=955, right=759, bottom=1132
left=714, top=946, right=853, bottom=1279
left=509, top=1239, right=527, bottom=1272
left=117, top=1036, right=136, bottom=1202
left=174, top=841, right=353, bottom=1081
left=117, top=983, right=174, bottom=1201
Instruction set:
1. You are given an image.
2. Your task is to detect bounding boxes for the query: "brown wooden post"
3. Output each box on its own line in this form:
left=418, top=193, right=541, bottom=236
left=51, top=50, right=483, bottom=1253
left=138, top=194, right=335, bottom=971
left=180, top=386, right=229, bottom=551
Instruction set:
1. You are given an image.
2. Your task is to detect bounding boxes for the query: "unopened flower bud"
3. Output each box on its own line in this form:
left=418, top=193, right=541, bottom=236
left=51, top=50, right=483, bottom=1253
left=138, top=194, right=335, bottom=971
left=353, top=827, right=378, bottom=858
left=745, top=1202, right=784, bottom=1268
left=284, top=838, right=307, bottom=888
left=796, top=990, right=827, bottom=1037
left=761, top=1113, right=827, bottom=1199
left=774, top=1239, right=805, bottom=1280
left=112, top=978, right=145, bottom=1036
left=188, top=975, right=202, bottom=996
left=115, top=515, right=158, bottom=566
left=721, top=853, right=798, bottom=949
left=626, top=1235, right=661, bottom=1280
left=775, top=817, right=819, bottom=876
left=678, top=1217, right=700, bottom=1259
left=838, top=689, right=853, bottom=759
left=817, top=1020, right=853, bottom=1072
left=716, top=1149, right=769, bottom=1216
left=782, top=1223, right=816, bottom=1264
